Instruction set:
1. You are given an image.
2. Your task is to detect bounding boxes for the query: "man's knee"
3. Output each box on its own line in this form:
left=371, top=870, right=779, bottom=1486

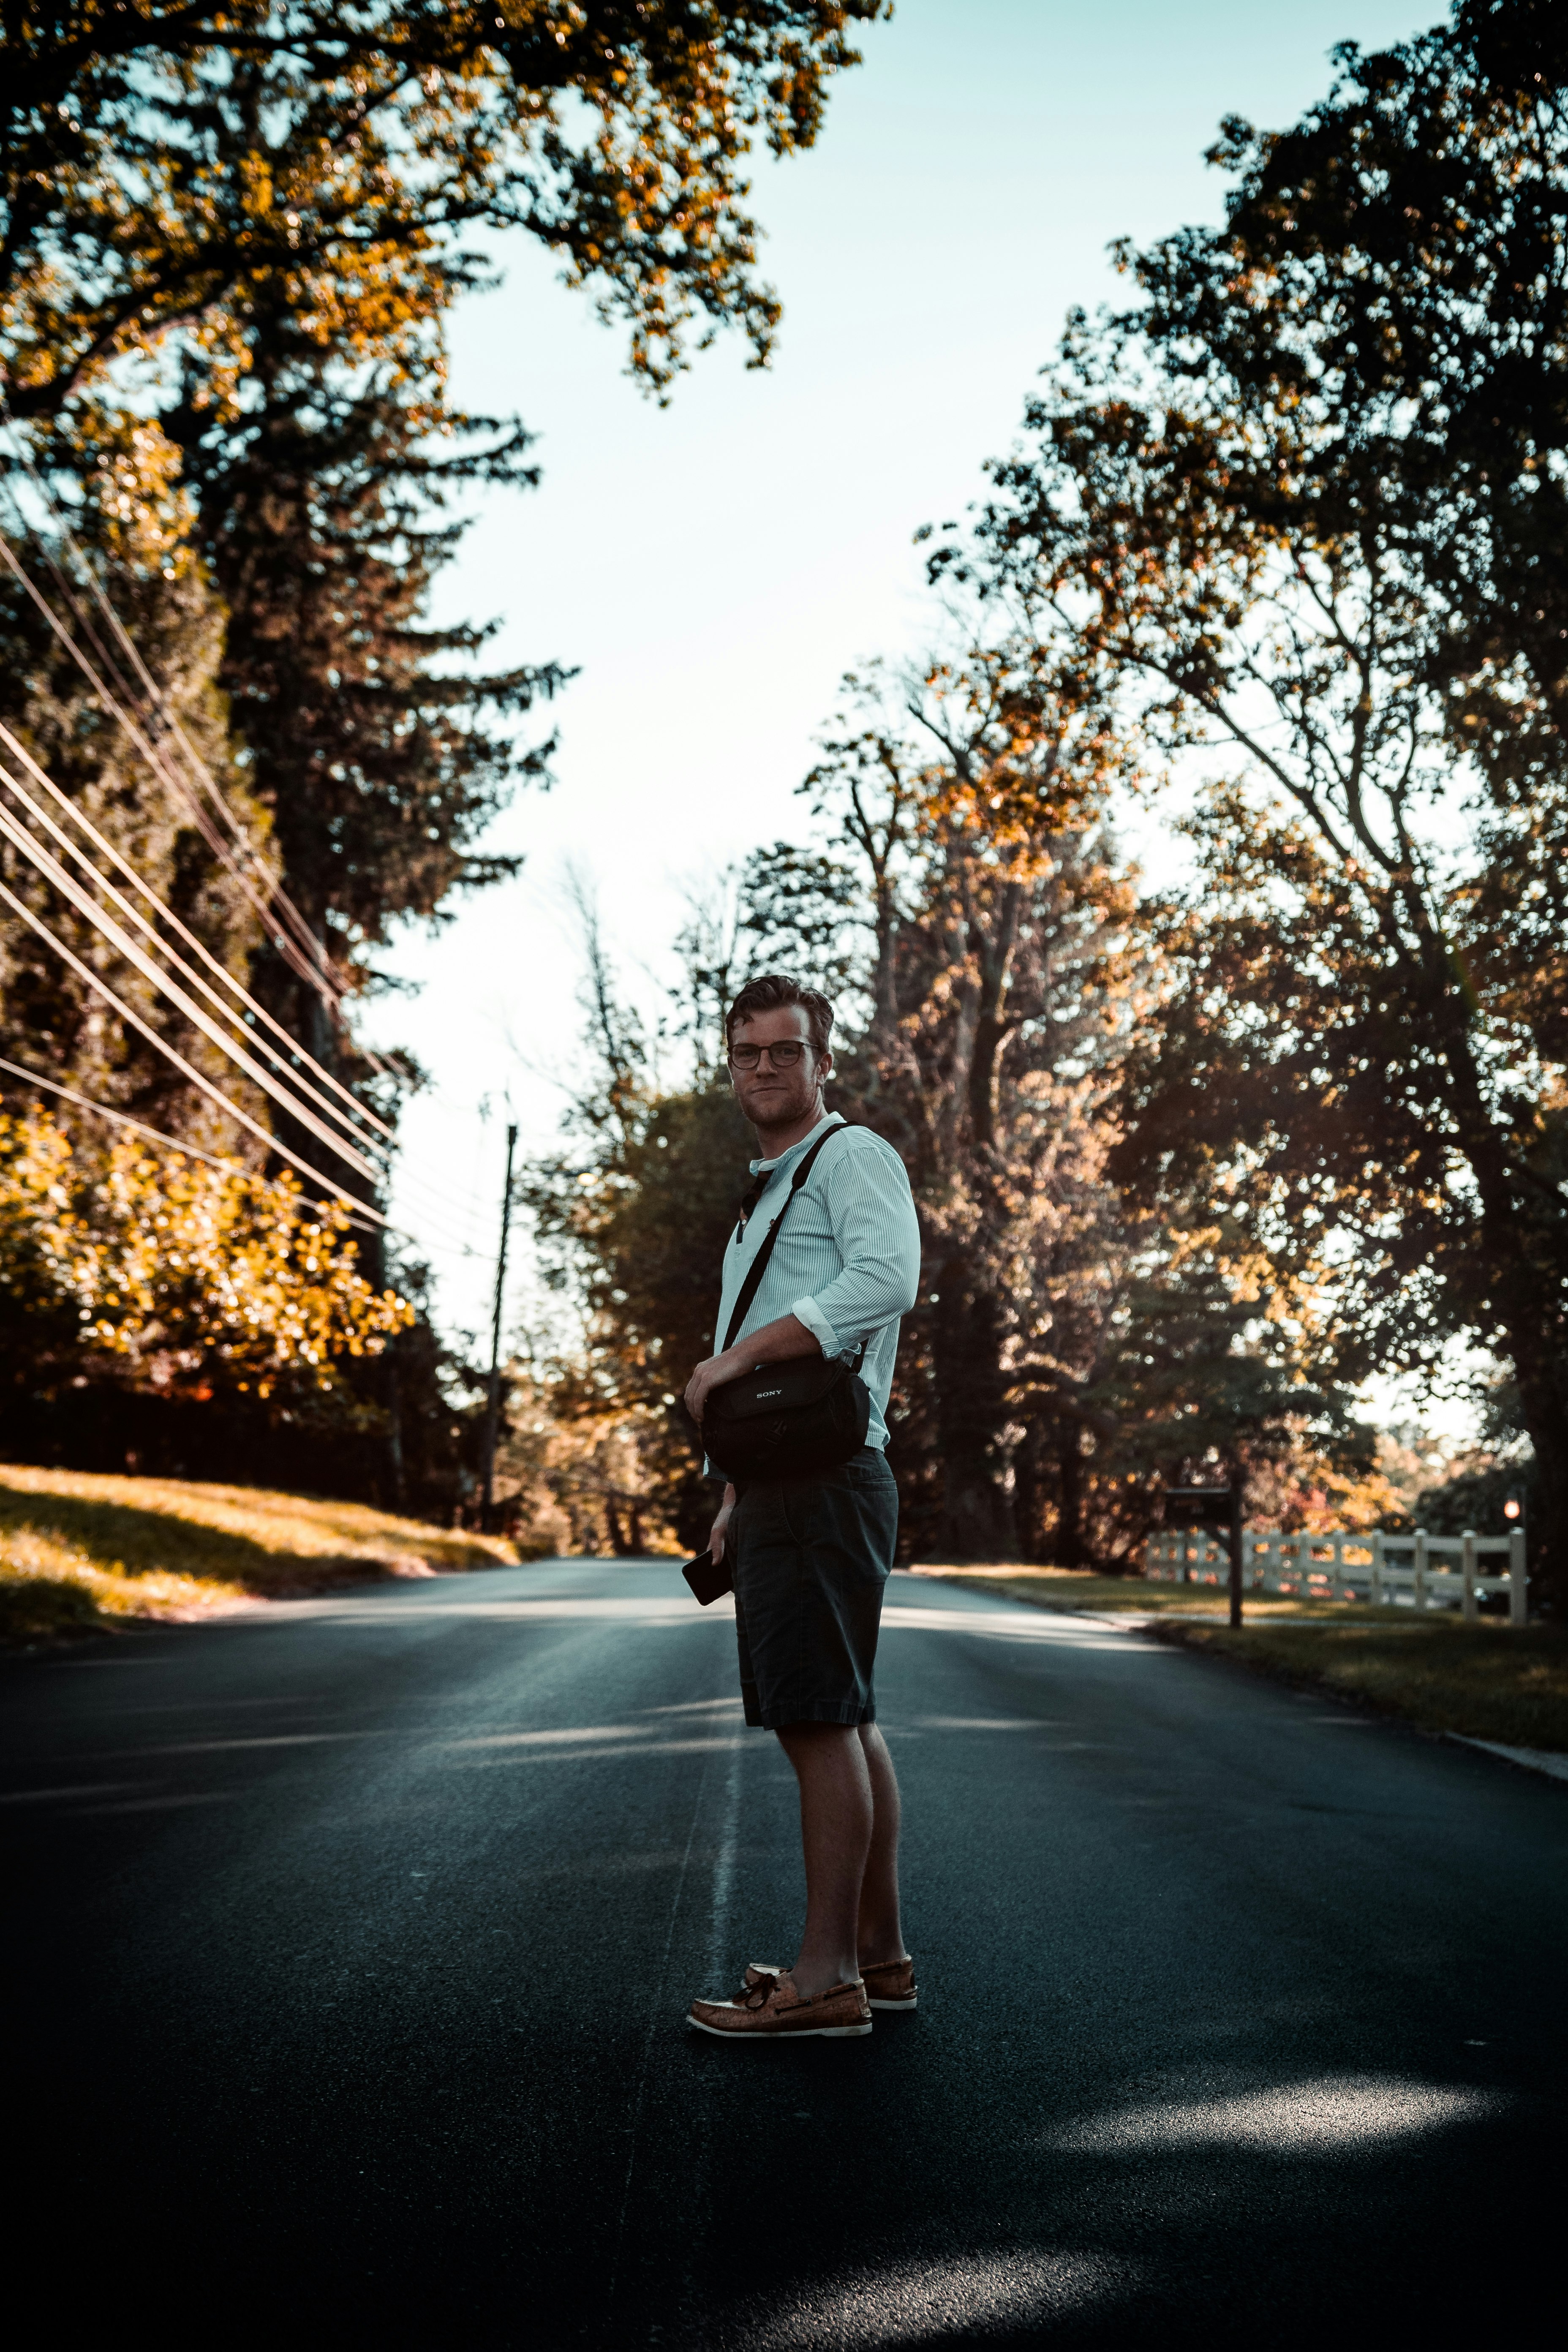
left=775, top=1720, right=858, bottom=1763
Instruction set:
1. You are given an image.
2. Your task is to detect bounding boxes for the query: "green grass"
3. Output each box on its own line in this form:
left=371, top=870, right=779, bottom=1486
left=1149, top=1616, right=1568, bottom=1751
left=0, top=1464, right=517, bottom=1643
left=911, top=1565, right=1331, bottom=1616
left=914, top=1565, right=1568, bottom=1753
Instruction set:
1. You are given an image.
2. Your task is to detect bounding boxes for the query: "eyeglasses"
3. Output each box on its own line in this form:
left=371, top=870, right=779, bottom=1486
left=728, top=1041, right=808, bottom=1071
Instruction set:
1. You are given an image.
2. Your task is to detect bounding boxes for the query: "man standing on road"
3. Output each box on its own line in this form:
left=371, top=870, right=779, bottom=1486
left=682, top=974, right=922, bottom=2041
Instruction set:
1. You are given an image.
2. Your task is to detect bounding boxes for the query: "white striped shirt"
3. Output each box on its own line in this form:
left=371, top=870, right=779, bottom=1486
left=711, top=1112, right=922, bottom=1455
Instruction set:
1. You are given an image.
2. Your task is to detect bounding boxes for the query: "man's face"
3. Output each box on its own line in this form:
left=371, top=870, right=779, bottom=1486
left=728, top=1004, right=829, bottom=1130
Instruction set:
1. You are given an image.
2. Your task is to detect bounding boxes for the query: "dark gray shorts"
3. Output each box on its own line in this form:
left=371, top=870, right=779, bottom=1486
left=730, top=1447, right=899, bottom=1730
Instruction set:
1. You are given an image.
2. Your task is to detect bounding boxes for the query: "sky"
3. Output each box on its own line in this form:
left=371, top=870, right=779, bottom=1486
left=358, top=0, right=1443, bottom=1358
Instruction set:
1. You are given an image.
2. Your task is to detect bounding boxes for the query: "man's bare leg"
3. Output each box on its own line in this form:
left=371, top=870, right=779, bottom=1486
left=774, top=1723, right=873, bottom=1998
left=855, top=1722, right=909, bottom=1968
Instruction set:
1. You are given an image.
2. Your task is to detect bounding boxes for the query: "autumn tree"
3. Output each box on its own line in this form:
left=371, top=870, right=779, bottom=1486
left=152, top=289, right=568, bottom=1198
left=956, top=0, right=1568, bottom=1598
left=4, top=0, right=888, bottom=1086
left=744, top=650, right=1371, bottom=1563
left=3, top=7, right=885, bottom=1506
left=1170, top=0, right=1568, bottom=779
left=0, top=1103, right=412, bottom=1470
left=741, top=651, right=1131, bottom=1557
left=2, top=2, right=886, bottom=418
left=519, top=635, right=1380, bottom=1564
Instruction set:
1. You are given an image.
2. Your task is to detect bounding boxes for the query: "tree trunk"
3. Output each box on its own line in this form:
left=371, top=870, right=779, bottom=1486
left=1011, top=1422, right=1047, bottom=1562
left=1497, top=1318, right=1567, bottom=1615
left=932, top=1272, right=1017, bottom=1560
left=383, top=1350, right=405, bottom=1512
left=1438, top=999, right=1567, bottom=1615
left=1056, top=1422, right=1086, bottom=1568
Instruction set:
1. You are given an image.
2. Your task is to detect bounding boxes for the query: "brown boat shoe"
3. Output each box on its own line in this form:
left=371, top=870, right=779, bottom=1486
left=746, top=1956, right=917, bottom=2012
left=689, top=1969, right=872, bottom=2039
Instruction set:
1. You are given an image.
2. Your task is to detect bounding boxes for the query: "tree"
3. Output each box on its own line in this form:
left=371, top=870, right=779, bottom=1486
left=0, top=423, right=274, bottom=1158
left=0, top=1103, right=411, bottom=1437
left=3, top=7, right=887, bottom=1517
left=2, top=2, right=887, bottom=419
left=518, top=642, right=1382, bottom=1565
left=747, top=650, right=1372, bottom=1563
left=521, top=894, right=755, bottom=1549
left=4, top=1, right=887, bottom=1186
left=1157, top=2, right=1568, bottom=779
left=774, top=652, right=1138, bottom=1557
left=956, top=10, right=1568, bottom=1599
left=158, top=287, right=570, bottom=1187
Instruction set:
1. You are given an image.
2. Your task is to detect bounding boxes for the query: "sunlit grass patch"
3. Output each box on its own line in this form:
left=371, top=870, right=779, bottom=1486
left=0, top=1464, right=517, bottom=1642
left=0, top=1519, right=249, bottom=1638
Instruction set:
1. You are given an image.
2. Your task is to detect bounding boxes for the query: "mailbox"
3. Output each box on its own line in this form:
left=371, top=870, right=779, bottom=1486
left=1163, top=1481, right=1245, bottom=1626
left=1165, top=1486, right=1233, bottom=1530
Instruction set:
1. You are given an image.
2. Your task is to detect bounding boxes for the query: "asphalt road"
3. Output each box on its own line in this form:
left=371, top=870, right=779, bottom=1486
left=5, top=1562, right=1563, bottom=2350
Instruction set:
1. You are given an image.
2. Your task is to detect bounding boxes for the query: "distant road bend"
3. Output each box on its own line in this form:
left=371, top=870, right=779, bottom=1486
left=4, top=1560, right=1562, bottom=2348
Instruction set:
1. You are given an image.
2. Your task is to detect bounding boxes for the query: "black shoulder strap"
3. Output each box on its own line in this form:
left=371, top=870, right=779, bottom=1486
left=722, top=1123, right=847, bottom=1353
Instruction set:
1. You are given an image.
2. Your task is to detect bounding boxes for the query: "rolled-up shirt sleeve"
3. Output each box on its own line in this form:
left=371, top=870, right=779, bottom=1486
left=789, top=1142, right=921, bottom=1361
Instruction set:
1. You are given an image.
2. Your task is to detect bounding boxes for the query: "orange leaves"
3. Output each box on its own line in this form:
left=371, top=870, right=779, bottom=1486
left=0, top=1111, right=412, bottom=1405
left=4, top=6, right=886, bottom=419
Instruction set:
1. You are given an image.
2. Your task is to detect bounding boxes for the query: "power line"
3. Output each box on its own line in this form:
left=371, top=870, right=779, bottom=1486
left=0, top=1053, right=382, bottom=1231
left=0, top=523, right=348, bottom=1015
left=0, top=1055, right=501, bottom=1259
left=1, top=433, right=407, bottom=1091
left=0, top=749, right=381, bottom=1165
left=0, top=716, right=390, bottom=1145
left=0, top=735, right=507, bottom=1252
left=0, top=425, right=349, bottom=1014
left=0, top=874, right=393, bottom=1225
left=0, top=439, right=510, bottom=1253
left=0, top=753, right=501, bottom=1251
left=0, top=1054, right=245, bottom=1176
left=0, top=776, right=381, bottom=1181
left=0, top=734, right=503, bottom=1241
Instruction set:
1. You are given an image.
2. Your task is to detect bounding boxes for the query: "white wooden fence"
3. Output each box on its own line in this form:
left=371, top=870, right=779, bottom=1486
left=1143, top=1525, right=1528, bottom=1625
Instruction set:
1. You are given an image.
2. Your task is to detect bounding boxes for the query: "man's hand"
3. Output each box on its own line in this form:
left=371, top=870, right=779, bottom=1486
left=683, top=1350, right=735, bottom=1428
left=684, top=1312, right=822, bottom=1429
left=708, top=1486, right=736, bottom=1564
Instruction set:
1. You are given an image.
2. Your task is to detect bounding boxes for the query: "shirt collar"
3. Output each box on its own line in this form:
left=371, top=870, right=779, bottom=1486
left=749, top=1109, right=844, bottom=1178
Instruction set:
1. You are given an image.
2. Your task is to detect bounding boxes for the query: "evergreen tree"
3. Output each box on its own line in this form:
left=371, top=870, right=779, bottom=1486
left=0, top=414, right=272, bottom=1161
left=163, top=293, right=569, bottom=1191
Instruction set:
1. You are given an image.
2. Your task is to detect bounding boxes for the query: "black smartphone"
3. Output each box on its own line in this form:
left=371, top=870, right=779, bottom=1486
left=682, top=1550, right=732, bottom=1606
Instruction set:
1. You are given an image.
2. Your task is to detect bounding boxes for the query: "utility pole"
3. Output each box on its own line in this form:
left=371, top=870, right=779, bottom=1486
left=480, top=1123, right=517, bottom=1535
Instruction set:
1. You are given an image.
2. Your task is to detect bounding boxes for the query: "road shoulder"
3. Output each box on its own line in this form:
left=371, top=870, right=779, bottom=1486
left=912, top=1566, right=1568, bottom=1771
